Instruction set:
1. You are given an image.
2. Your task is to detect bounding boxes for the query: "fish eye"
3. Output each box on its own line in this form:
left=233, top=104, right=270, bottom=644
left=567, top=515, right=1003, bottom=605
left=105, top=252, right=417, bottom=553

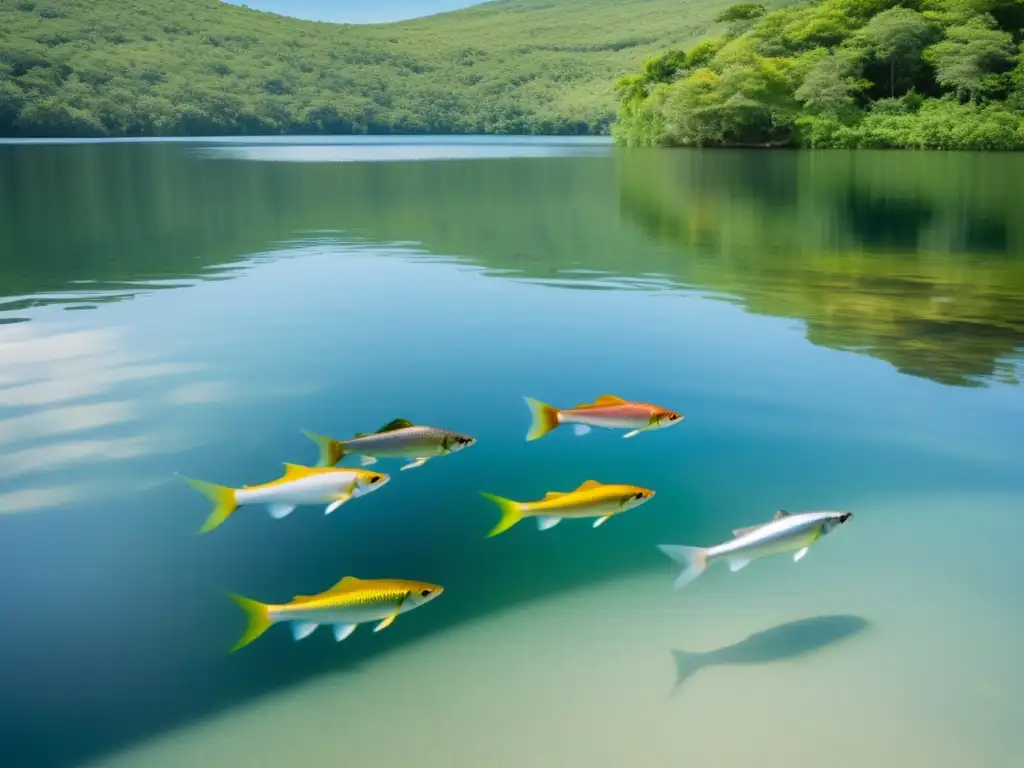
left=370, top=476, right=380, bottom=484
left=420, top=589, right=431, bottom=597
left=634, top=492, right=644, bottom=499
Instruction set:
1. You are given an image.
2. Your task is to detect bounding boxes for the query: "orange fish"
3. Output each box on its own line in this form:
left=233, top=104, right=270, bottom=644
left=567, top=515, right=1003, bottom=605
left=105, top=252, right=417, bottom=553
left=523, top=394, right=684, bottom=441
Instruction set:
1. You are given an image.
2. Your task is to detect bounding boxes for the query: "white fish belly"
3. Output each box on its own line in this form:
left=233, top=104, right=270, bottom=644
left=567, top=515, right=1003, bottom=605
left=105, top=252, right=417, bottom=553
left=272, top=603, right=395, bottom=625
left=713, top=527, right=819, bottom=563
left=562, top=413, right=646, bottom=429
left=238, top=474, right=355, bottom=506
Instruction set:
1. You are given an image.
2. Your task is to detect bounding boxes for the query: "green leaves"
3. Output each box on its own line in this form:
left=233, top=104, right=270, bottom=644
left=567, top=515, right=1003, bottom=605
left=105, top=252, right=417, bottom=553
left=924, top=15, right=1016, bottom=102
left=613, top=0, right=1024, bottom=149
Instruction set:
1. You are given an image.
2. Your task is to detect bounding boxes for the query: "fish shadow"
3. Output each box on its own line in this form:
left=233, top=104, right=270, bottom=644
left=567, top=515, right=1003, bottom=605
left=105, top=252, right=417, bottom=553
left=670, top=614, right=870, bottom=692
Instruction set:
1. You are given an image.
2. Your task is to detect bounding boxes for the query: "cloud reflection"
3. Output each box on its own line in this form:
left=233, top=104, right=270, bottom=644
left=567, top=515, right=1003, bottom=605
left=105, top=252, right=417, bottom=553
left=0, top=323, right=224, bottom=514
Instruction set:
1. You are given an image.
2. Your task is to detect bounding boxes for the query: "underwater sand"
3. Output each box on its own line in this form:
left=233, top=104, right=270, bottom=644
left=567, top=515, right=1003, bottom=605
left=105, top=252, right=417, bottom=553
left=89, top=492, right=1024, bottom=768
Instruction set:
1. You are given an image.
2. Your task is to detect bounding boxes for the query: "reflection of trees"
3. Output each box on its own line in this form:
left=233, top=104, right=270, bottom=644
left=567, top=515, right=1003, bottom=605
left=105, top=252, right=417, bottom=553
left=616, top=149, right=1024, bottom=387
left=1, top=142, right=1022, bottom=387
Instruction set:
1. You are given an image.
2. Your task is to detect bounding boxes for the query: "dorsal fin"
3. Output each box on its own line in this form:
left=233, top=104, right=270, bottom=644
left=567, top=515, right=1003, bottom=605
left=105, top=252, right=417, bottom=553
left=292, top=576, right=359, bottom=603
left=543, top=491, right=566, bottom=500
left=377, top=418, right=414, bottom=434
left=353, top=432, right=369, bottom=438
left=282, top=462, right=321, bottom=478
left=574, top=479, right=603, bottom=492
left=574, top=394, right=628, bottom=408
left=773, top=509, right=790, bottom=520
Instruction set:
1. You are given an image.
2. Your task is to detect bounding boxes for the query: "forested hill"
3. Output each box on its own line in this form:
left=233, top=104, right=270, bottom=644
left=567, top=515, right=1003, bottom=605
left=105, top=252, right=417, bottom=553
left=613, top=0, right=1024, bottom=150
left=0, top=0, right=740, bottom=137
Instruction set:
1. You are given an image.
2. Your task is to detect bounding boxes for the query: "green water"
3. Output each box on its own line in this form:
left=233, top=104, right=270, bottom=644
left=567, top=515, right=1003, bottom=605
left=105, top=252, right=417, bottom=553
left=0, top=138, right=1022, bottom=768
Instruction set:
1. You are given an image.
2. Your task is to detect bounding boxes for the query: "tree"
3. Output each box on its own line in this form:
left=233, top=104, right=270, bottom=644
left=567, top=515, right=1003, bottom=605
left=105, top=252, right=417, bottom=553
left=924, top=15, right=1016, bottom=102
left=855, top=9, right=938, bottom=98
left=795, top=51, right=867, bottom=116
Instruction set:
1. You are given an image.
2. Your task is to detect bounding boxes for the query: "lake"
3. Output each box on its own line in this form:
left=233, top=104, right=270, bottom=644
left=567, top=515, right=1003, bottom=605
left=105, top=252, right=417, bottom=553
left=1, top=136, right=1022, bottom=768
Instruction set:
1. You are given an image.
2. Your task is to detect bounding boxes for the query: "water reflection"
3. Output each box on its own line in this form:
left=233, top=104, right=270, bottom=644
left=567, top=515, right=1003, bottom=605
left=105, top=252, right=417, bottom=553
left=616, top=150, right=1024, bottom=388
left=1, top=141, right=1022, bottom=391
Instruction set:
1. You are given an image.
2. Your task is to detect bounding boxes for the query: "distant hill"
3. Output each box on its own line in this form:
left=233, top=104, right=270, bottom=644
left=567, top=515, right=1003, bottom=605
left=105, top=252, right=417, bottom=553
left=0, top=0, right=746, bottom=137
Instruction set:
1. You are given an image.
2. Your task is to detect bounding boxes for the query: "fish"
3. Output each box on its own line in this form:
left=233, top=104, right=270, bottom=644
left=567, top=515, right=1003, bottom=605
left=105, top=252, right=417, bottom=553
left=180, top=463, right=391, bottom=533
left=302, top=418, right=476, bottom=471
left=522, top=394, right=683, bottom=441
left=479, top=479, right=656, bottom=537
left=671, top=615, right=869, bottom=689
left=657, top=509, right=854, bottom=589
left=227, top=575, right=444, bottom=652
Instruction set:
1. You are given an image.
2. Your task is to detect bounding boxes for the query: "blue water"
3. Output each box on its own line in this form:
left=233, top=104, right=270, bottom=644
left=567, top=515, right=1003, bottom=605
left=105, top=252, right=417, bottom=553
left=0, top=137, right=1022, bottom=767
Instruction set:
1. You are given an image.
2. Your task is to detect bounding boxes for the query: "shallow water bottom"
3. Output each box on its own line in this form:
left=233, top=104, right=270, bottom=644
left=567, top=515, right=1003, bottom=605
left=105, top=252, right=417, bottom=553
left=90, top=493, right=1024, bottom=768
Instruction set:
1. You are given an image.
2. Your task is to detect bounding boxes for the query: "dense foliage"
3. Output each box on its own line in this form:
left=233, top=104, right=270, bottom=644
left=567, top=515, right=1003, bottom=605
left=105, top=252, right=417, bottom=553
left=613, top=0, right=1024, bottom=149
left=0, top=0, right=735, bottom=137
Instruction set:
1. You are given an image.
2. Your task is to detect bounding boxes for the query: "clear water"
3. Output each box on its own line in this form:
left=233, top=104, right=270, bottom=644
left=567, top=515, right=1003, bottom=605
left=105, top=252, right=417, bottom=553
left=0, top=137, right=1022, bottom=768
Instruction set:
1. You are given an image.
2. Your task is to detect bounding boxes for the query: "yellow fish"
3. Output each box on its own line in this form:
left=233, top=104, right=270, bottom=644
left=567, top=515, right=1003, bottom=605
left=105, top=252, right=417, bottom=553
left=181, top=463, right=390, bottom=534
left=228, top=575, right=444, bottom=652
left=479, top=479, right=656, bottom=537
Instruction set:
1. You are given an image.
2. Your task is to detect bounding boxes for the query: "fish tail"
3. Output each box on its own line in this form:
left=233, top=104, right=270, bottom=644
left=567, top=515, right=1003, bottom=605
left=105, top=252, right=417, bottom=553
left=479, top=491, right=525, bottom=537
left=670, top=649, right=704, bottom=688
left=301, top=429, right=346, bottom=467
left=523, top=397, right=560, bottom=441
left=180, top=475, right=239, bottom=534
left=227, top=593, right=273, bottom=653
left=657, top=544, right=709, bottom=589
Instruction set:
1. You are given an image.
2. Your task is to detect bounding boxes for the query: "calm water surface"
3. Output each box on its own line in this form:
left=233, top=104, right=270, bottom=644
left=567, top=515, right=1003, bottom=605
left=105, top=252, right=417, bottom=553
left=0, top=137, right=1022, bottom=768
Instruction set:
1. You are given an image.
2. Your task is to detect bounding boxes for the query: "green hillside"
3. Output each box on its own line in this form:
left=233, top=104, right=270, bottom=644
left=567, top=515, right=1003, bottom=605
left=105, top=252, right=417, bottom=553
left=0, top=0, right=747, bottom=137
left=613, top=0, right=1024, bottom=149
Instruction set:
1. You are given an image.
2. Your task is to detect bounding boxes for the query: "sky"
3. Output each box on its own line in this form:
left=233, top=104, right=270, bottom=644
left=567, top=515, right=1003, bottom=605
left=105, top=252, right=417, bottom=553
left=222, top=0, right=487, bottom=24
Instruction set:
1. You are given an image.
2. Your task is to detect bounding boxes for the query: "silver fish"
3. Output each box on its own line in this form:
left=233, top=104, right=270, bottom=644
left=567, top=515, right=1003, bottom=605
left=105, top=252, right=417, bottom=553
left=657, top=509, right=854, bottom=589
left=302, top=418, right=476, bottom=472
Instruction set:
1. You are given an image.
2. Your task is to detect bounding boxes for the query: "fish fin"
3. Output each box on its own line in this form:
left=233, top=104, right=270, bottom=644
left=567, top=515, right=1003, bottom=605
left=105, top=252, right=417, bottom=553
left=360, top=455, right=378, bottom=466
left=480, top=492, right=525, bottom=537
left=295, top=576, right=359, bottom=602
left=574, top=479, right=603, bottom=491
left=281, top=462, right=322, bottom=479
left=793, top=547, right=809, bottom=562
left=542, top=491, right=566, bottom=500
left=180, top=475, right=240, bottom=534
left=227, top=594, right=272, bottom=653
left=267, top=504, right=296, bottom=520
left=536, top=516, right=562, bottom=531
left=594, top=394, right=627, bottom=404
left=623, top=429, right=644, bottom=439
left=291, top=621, right=318, bottom=641
left=670, top=649, right=704, bottom=689
left=353, top=432, right=369, bottom=438
left=593, top=515, right=611, bottom=528
left=523, top=397, right=560, bottom=441
left=401, top=458, right=429, bottom=471
left=325, top=496, right=350, bottom=515
left=732, top=524, right=762, bottom=537
left=333, top=623, right=358, bottom=642
left=573, top=424, right=592, bottom=436
left=300, top=429, right=346, bottom=467
left=377, top=418, right=414, bottom=433
left=323, top=576, right=360, bottom=594
left=774, top=509, right=791, bottom=520
left=728, top=558, right=751, bottom=572
left=657, top=544, right=709, bottom=589
left=374, top=593, right=408, bottom=632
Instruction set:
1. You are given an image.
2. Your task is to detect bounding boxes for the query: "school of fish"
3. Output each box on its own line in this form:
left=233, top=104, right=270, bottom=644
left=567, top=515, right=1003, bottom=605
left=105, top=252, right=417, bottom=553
left=181, top=394, right=853, bottom=653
